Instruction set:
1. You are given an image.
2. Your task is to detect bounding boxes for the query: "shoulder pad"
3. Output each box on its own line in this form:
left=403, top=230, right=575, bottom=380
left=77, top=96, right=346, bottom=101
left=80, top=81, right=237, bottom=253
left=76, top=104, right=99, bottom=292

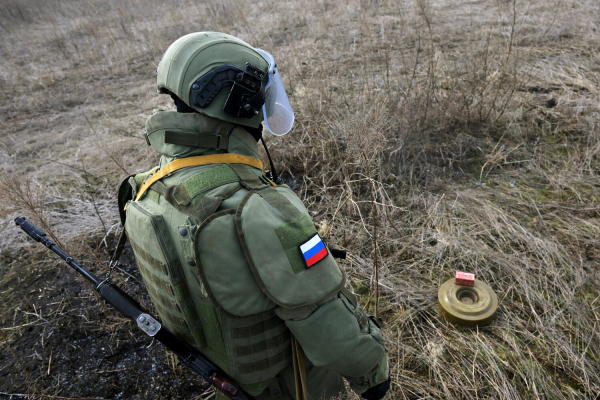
left=236, top=186, right=345, bottom=309
left=194, top=209, right=276, bottom=317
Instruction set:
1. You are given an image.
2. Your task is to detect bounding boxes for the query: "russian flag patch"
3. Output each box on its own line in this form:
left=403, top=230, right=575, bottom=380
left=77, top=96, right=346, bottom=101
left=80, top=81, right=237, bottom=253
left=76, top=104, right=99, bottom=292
left=299, top=233, right=328, bottom=268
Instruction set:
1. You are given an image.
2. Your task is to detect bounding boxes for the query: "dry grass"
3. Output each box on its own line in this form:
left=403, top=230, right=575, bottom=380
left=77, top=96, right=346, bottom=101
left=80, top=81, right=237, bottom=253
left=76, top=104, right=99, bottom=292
left=1, top=0, right=599, bottom=398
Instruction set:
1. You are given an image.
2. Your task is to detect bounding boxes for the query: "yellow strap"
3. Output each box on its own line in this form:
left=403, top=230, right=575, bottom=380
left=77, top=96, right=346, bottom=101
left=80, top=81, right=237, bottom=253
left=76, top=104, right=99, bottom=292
left=291, top=335, right=308, bottom=400
left=134, top=154, right=263, bottom=202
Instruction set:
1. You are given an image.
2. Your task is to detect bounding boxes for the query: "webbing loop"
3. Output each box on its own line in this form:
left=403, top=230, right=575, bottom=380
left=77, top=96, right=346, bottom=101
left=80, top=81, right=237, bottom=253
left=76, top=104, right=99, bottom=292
left=135, top=154, right=263, bottom=202
left=164, top=131, right=229, bottom=150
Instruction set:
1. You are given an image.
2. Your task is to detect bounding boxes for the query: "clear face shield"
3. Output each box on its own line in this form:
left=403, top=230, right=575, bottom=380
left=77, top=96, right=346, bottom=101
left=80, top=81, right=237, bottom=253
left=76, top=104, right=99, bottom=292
left=255, top=49, right=295, bottom=136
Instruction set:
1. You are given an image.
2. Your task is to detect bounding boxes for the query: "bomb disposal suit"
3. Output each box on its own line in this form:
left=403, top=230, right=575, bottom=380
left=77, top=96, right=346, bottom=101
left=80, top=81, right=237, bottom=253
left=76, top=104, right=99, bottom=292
left=121, top=32, right=390, bottom=400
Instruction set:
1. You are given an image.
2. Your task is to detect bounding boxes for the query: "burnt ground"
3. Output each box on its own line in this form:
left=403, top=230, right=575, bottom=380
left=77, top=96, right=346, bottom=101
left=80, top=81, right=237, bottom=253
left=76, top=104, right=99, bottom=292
left=0, top=236, right=211, bottom=400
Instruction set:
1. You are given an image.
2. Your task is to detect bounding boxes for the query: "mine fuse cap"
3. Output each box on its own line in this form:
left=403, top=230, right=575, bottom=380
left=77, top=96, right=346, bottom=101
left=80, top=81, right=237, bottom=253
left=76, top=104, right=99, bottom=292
left=455, top=271, right=475, bottom=286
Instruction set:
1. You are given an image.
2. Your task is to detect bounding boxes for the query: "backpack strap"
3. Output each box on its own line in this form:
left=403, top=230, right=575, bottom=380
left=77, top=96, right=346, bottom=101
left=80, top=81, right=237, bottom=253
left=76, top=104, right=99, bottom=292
left=135, top=154, right=263, bottom=202
left=230, top=164, right=302, bottom=222
left=149, top=180, right=222, bottom=223
left=170, top=165, right=240, bottom=205
left=229, top=164, right=270, bottom=190
left=149, top=165, right=244, bottom=223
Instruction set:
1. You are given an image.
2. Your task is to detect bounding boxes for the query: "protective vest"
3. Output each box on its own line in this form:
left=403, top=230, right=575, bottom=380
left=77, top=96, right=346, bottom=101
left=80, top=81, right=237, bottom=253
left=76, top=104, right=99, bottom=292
left=120, top=111, right=345, bottom=394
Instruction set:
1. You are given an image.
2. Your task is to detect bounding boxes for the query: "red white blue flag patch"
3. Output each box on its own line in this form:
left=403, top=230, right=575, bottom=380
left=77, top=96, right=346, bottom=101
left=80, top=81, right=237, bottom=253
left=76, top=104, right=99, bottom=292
left=299, top=233, right=328, bottom=268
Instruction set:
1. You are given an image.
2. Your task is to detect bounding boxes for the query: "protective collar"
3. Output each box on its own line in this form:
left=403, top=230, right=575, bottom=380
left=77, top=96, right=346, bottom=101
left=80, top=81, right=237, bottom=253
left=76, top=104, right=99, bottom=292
left=144, top=111, right=261, bottom=166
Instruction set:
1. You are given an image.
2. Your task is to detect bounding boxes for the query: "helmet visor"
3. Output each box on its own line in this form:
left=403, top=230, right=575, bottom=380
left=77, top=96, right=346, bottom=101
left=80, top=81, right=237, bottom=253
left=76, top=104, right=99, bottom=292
left=256, top=49, right=295, bottom=136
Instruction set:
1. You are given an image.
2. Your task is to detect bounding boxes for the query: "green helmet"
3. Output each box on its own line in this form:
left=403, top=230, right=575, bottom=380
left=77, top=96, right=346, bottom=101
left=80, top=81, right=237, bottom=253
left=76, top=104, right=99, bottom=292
left=157, top=32, right=269, bottom=128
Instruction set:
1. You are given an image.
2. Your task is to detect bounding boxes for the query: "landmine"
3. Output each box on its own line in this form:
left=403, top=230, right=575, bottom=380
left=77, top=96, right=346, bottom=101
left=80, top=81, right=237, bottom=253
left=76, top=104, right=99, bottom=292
left=438, top=273, right=498, bottom=327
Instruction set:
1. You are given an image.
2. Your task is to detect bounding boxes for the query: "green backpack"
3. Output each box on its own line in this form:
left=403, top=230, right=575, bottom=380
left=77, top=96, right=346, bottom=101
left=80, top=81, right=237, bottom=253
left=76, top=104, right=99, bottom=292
left=118, top=158, right=344, bottom=394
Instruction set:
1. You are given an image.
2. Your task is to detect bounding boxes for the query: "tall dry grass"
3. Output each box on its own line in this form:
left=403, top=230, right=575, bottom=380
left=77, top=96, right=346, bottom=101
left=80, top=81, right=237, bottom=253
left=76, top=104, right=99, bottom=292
left=1, top=0, right=599, bottom=398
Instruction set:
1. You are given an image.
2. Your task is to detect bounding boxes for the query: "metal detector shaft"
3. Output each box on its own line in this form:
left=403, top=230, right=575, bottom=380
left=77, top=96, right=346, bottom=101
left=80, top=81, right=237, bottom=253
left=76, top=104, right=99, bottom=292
left=14, top=216, right=253, bottom=400
left=15, top=216, right=102, bottom=286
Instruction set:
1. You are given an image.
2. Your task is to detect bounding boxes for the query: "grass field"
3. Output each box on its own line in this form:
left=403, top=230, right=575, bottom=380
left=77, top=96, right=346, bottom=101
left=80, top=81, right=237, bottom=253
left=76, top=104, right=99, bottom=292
left=1, top=0, right=599, bottom=399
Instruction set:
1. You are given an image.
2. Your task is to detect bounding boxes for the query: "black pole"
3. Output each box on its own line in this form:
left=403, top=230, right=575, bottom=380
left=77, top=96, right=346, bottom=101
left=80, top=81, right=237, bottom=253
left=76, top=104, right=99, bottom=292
left=260, top=136, right=282, bottom=185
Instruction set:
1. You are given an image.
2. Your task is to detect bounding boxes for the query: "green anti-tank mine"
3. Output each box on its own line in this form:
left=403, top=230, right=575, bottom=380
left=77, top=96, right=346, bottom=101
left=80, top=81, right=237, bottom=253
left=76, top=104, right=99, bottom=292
left=438, top=278, right=498, bottom=327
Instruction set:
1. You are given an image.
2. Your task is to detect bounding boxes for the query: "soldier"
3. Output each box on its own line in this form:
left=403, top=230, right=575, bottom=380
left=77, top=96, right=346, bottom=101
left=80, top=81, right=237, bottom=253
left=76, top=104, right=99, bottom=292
left=122, top=32, right=390, bottom=400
